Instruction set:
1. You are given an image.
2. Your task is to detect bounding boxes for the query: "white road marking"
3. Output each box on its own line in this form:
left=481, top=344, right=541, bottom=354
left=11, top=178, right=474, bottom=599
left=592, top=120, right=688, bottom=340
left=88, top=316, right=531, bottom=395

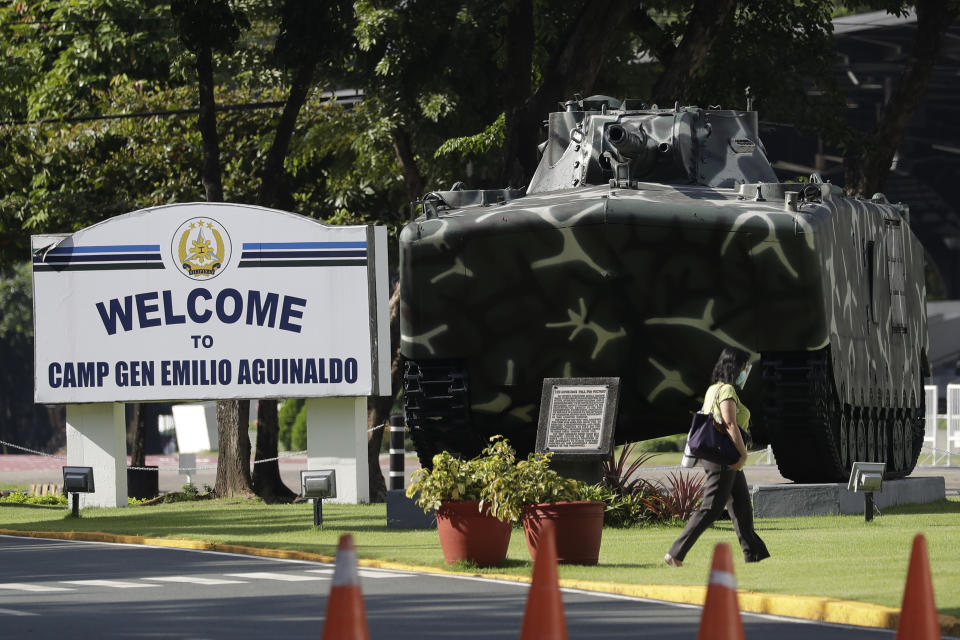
left=0, top=607, right=39, bottom=616
left=0, top=583, right=74, bottom=592
left=359, top=570, right=412, bottom=579
left=224, top=572, right=325, bottom=582
left=305, top=568, right=411, bottom=579
left=62, top=580, right=160, bottom=589
left=1, top=543, right=85, bottom=551
left=142, top=576, right=247, bottom=586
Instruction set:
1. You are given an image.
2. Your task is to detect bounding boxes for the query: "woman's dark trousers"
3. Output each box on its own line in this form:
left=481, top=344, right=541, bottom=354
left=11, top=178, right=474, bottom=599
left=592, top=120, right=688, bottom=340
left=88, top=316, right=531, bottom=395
left=668, top=460, right=768, bottom=562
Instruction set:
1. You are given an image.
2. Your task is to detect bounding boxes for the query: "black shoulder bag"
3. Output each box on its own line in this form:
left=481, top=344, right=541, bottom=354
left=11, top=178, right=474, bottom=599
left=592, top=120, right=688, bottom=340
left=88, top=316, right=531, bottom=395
left=687, top=385, right=741, bottom=466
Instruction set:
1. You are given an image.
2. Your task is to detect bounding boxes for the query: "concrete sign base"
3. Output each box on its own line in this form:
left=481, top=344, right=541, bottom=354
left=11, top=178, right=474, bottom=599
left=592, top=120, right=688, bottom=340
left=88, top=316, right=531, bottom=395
left=66, top=404, right=127, bottom=508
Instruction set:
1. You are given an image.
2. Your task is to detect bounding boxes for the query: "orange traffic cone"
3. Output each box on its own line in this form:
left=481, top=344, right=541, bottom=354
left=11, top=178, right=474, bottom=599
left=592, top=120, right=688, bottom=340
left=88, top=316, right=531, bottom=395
left=321, top=534, right=370, bottom=640
left=895, top=534, right=941, bottom=640
left=519, top=520, right=568, bottom=640
left=697, top=542, right=745, bottom=640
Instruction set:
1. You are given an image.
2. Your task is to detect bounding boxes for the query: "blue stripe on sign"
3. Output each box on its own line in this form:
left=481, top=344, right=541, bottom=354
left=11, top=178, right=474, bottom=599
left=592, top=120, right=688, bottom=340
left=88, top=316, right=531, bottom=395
left=240, top=250, right=366, bottom=259
left=35, top=253, right=163, bottom=263
left=45, top=245, right=162, bottom=254
left=241, top=242, right=367, bottom=250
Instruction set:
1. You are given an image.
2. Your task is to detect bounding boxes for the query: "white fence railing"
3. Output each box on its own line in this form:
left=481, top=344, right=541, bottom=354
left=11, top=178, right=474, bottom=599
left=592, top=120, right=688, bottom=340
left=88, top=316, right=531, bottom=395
left=922, top=383, right=960, bottom=467
left=924, top=385, right=941, bottom=464
left=948, top=384, right=960, bottom=466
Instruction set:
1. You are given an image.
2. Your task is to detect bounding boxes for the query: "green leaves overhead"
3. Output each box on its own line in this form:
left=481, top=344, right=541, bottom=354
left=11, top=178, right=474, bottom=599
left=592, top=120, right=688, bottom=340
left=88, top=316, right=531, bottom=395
left=434, top=113, right=505, bottom=159
left=0, top=0, right=177, bottom=120
left=275, top=0, right=354, bottom=73
left=0, top=0, right=406, bottom=264
left=170, top=0, right=247, bottom=55
left=0, top=0, right=940, bottom=263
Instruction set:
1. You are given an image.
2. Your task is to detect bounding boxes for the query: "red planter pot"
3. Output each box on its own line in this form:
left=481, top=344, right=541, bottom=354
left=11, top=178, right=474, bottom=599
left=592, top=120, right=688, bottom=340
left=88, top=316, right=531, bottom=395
left=436, top=500, right=512, bottom=567
left=522, top=500, right=604, bottom=565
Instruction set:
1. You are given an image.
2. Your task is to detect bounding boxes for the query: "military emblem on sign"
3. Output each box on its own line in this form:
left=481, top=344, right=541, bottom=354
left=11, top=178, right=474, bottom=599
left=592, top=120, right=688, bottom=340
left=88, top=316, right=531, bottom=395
left=172, top=217, right=231, bottom=280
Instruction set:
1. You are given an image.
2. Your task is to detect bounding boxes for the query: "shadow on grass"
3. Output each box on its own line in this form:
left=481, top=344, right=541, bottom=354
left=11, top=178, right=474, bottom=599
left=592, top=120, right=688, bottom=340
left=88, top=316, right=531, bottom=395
left=883, top=499, right=960, bottom=516
left=5, top=503, right=393, bottom=538
left=0, top=503, right=66, bottom=511
left=447, top=557, right=531, bottom=572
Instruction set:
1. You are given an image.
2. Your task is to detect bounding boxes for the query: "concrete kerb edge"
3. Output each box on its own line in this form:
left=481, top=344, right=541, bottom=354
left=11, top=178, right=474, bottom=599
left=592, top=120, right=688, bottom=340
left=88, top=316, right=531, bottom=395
left=3, top=528, right=958, bottom=636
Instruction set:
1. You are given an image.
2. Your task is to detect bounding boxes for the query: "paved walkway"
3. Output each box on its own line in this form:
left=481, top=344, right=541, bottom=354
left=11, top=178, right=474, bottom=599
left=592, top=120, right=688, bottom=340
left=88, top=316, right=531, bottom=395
left=635, top=460, right=960, bottom=496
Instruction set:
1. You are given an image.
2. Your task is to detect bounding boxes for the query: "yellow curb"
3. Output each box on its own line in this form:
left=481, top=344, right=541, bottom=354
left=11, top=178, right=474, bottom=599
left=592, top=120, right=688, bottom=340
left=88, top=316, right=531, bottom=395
left=3, top=528, right=959, bottom=635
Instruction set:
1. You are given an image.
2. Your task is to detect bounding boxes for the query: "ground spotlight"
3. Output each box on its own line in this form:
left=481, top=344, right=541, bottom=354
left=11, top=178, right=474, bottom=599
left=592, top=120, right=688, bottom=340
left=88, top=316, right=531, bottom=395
left=301, top=469, right=337, bottom=527
left=847, top=461, right=885, bottom=522
left=62, top=466, right=95, bottom=517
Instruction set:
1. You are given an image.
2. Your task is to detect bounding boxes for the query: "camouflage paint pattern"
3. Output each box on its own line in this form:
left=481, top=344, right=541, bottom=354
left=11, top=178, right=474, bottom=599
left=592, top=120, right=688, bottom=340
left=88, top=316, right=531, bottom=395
left=399, top=102, right=928, bottom=478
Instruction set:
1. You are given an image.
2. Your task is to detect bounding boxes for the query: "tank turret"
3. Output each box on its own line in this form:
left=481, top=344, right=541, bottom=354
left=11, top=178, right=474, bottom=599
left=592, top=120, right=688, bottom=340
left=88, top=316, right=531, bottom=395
left=400, top=96, right=929, bottom=483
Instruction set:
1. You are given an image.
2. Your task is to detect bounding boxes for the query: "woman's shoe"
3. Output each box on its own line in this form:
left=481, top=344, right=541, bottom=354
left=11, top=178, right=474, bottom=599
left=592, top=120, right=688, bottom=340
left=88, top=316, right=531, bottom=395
left=745, top=550, right=770, bottom=563
left=664, top=553, right=682, bottom=567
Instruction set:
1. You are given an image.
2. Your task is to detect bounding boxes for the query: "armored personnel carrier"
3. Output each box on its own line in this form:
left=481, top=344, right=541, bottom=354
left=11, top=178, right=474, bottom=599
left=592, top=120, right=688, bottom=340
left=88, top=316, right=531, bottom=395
left=399, top=96, right=929, bottom=482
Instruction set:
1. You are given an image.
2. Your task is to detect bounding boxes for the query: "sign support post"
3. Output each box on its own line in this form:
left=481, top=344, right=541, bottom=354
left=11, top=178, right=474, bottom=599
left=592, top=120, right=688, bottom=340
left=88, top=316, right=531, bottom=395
left=306, top=397, right=369, bottom=504
left=65, top=403, right=126, bottom=508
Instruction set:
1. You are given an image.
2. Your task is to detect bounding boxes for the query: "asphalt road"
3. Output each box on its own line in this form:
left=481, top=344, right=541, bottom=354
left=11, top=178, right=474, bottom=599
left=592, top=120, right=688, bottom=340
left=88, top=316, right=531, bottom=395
left=0, top=535, right=900, bottom=639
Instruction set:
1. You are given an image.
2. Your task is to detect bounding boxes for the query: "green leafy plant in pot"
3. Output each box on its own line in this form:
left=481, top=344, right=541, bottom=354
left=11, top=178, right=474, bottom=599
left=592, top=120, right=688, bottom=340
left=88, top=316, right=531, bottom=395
left=483, top=448, right=605, bottom=565
left=406, top=437, right=515, bottom=567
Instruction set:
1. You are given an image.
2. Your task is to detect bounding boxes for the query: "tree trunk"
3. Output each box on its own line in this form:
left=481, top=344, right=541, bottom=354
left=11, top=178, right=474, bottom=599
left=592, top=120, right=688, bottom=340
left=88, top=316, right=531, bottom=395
left=506, top=0, right=636, bottom=184
left=192, top=36, right=252, bottom=498
left=252, top=399, right=296, bottom=502
left=365, top=281, right=404, bottom=501
left=367, top=396, right=389, bottom=502
left=214, top=400, right=254, bottom=498
left=259, top=62, right=316, bottom=210
left=392, top=127, right=424, bottom=202
left=629, top=10, right=678, bottom=66
left=250, top=63, right=318, bottom=503
left=649, top=0, right=738, bottom=106
left=127, top=403, right=147, bottom=468
left=196, top=44, right=224, bottom=202
left=499, top=0, right=534, bottom=187
left=843, top=0, right=960, bottom=196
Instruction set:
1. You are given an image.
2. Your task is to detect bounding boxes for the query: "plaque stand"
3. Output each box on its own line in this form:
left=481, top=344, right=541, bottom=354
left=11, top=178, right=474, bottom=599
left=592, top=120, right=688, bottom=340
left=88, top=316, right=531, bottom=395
left=548, top=458, right=605, bottom=485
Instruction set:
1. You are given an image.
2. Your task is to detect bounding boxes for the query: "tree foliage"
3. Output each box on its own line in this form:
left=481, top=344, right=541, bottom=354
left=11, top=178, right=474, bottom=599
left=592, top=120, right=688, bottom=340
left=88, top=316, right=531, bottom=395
left=0, top=262, right=57, bottom=454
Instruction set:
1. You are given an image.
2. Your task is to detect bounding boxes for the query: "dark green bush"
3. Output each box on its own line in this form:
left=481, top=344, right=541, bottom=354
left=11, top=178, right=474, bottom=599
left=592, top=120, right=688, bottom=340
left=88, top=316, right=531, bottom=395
left=161, top=483, right=213, bottom=503
left=278, top=398, right=305, bottom=450
left=0, top=491, right=66, bottom=506
left=638, top=434, right=686, bottom=452
left=599, top=441, right=703, bottom=526
left=291, top=406, right=307, bottom=451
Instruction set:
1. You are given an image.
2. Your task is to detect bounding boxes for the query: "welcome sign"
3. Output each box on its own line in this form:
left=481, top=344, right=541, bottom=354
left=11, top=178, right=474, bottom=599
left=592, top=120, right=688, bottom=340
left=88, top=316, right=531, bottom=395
left=32, top=203, right=390, bottom=403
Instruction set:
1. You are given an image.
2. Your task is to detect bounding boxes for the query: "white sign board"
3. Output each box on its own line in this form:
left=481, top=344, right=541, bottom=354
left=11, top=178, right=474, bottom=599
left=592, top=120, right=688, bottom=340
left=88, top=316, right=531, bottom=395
left=32, top=203, right=390, bottom=403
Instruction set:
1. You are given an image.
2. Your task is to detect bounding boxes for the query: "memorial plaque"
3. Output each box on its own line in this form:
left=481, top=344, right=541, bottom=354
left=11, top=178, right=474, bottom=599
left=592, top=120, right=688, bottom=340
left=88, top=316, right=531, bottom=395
left=545, top=385, right=608, bottom=450
left=536, top=377, right=619, bottom=483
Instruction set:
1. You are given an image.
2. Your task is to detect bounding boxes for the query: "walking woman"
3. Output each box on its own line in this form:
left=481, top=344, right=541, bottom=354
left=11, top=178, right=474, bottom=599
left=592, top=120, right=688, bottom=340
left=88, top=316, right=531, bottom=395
left=664, top=346, right=769, bottom=567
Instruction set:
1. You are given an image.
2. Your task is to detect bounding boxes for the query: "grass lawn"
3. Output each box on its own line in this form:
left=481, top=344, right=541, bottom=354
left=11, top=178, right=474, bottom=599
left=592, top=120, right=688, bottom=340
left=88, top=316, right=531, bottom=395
left=2, top=497, right=959, bottom=618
